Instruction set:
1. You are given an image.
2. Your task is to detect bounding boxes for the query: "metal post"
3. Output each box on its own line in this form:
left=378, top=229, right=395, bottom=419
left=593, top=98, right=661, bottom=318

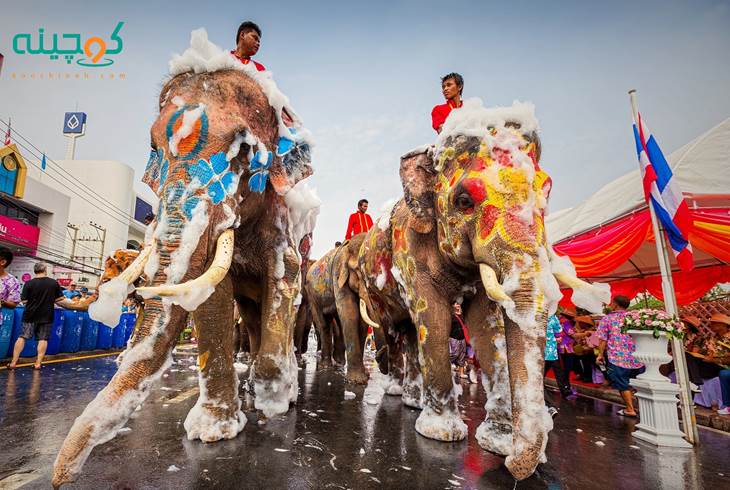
left=629, top=89, right=698, bottom=445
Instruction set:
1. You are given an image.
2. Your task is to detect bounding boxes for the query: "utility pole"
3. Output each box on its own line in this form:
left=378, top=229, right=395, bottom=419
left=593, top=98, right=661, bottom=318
left=74, top=221, right=107, bottom=281
left=67, top=223, right=80, bottom=261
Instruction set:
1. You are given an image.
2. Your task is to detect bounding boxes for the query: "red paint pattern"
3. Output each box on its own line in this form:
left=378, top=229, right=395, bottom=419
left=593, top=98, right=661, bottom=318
left=479, top=205, right=500, bottom=239
left=462, top=178, right=487, bottom=203
left=491, top=147, right=512, bottom=167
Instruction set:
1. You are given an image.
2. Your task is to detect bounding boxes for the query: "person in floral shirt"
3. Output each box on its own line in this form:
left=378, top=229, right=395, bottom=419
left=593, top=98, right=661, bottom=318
left=0, top=247, right=21, bottom=308
left=597, top=295, right=644, bottom=417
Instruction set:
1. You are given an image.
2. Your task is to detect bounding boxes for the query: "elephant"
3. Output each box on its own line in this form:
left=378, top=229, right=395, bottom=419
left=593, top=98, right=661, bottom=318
left=52, top=57, right=319, bottom=487
left=340, top=100, right=609, bottom=480
left=304, top=245, right=351, bottom=369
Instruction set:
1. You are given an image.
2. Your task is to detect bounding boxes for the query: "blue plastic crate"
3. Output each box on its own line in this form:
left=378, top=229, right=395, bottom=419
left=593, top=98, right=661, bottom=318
left=79, top=313, right=99, bottom=351
left=0, top=307, right=15, bottom=358
left=60, top=310, right=83, bottom=353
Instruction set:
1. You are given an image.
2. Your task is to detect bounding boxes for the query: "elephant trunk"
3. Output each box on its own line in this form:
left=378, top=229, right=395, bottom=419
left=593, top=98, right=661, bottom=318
left=52, top=208, right=208, bottom=488
left=500, top=284, right=552, bottom=480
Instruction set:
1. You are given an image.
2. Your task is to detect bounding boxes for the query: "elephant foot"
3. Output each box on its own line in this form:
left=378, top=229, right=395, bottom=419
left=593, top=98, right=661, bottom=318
left=346, top=369, right=369, bottom=385
left=476, top=420, right=512, bottom=456
left=184, top=399, right=246, bottom=442
left=415, top=405, right=468, bottom=442
left=319, top=358, right=333, bottom=369
left=252, top=350, right=299, bottom=418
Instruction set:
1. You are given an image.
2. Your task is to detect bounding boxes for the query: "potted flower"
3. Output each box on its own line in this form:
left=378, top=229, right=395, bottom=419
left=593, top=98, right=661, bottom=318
left=621, top=309, right=685, bottom=381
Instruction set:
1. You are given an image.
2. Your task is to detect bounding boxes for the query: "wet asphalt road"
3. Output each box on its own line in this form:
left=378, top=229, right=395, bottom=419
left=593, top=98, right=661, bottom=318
left=1, top=342, right=729, bottom=490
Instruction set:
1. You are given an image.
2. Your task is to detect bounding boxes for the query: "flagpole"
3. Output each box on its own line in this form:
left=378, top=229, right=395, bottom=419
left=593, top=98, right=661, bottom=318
left=628, top=89, right=698, bottom=445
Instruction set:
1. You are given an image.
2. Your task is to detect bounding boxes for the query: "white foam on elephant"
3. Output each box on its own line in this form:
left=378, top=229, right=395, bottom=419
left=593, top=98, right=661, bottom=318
left=476, top=335, right=513, bottom=456
left=363, top=374, right=386, bottom=405
left=169, top=104, right=206, bottom=157
left=376, top=198, right=398, bottom=231
left=548, top=249, right=610, bottom=314
left=390, top=265, right=411, bottom=308
left=184, top=369, right=246, bottom=441
left=414, top=382, right=467, bottom=441
left=536, top=247, right=565, bottom=317
left=226, top=132, right=246, bottom=162
left=437, top=98, right=538, bottom=146
left=252, top=345, right=299, bottom=418
left=89, top=277, right=129, bottom=327
left=171, top=95, right=186, bottom=108
left=284, top=179, right=321, bottom=252
left=401, top=370, right=424, bottom=409
left=169, top=29, right=311, bottom=145
left=55, top=330, right=173, bottom=481
left=157, top=200, right=210, bottom=309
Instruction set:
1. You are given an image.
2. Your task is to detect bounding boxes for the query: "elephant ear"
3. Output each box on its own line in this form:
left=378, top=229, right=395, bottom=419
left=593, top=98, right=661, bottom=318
left=400, top=146, right=436, bottom=234
left=268, top=136, right=314, bottom=195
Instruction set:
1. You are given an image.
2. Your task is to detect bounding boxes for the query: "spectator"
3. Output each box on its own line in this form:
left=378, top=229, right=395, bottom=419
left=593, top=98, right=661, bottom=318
left=597, top=296, right=644, bottom=417
left=449, top=302, right=468, bottom=380
left=63, top=282, right=80, bottom=300
left=557, top=308, right=577, bottom=384
left=334, top=241, right=342, bottom=248
left=545, top=315, right=572, bottom=399
left=572, top=315, right=597, bottom=383
left=344, top=199, right=373, bottom=240
left=231, top=21, right=265, bottom=71
left=8, top=263, right=74, bottom=370
left=143, top=212, right=155, bottom=226
left=719, top=370, right=730, bottom=415
left=0, top=246, right=21, bottom=309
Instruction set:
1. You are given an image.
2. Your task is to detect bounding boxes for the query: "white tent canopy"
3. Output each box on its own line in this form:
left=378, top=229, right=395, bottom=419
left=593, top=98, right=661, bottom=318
left=547, top=117, right=730, bottom=244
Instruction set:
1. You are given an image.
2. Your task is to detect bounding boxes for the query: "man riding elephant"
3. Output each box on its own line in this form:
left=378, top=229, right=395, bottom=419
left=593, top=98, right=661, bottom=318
left=52, top=29, right=319, bottom=488
left=338, top=99, right=609, bottom=480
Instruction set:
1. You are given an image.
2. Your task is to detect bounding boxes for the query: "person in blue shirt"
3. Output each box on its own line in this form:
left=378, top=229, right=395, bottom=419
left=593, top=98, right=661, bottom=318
left=545, top=315, right=573, bottom=399
left=62, top=283, right=81, bottom=300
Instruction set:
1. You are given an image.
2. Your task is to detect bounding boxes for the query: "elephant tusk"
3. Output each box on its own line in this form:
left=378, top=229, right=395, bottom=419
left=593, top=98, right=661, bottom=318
left=136, top=229, right=234, bottom=298
left=553, top=272, right=611, bottom=314
left=479, top=264, right=513, bottom=305
left=360, top=298, right=380, bottom=329
left=118, top=245, right=152, bottom=285
left=553, top=272, right=588, bottom=291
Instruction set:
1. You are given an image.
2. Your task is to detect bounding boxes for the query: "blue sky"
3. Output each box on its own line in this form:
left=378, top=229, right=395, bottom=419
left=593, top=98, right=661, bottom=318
left=2, top=0, right=730, bottom=257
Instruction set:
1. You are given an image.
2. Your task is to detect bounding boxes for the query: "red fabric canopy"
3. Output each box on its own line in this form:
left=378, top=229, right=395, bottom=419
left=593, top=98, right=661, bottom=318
left=554, top=205, right=730, bottom=306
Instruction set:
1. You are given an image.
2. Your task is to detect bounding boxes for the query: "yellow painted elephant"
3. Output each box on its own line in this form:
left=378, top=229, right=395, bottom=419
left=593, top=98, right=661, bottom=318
left=345, top=100, right=609, bottom=480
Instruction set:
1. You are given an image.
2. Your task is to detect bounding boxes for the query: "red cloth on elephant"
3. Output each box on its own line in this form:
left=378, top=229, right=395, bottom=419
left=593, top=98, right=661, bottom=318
left=431, top=99, right=463, bottom=133
left=230, top=51, right=266, bottom=71
left=345, top=212, right=373, bottom=240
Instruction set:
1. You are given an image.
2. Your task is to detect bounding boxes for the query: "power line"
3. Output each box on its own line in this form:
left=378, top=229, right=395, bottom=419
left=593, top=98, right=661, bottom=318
left=0, top=118, right=141, bottom=224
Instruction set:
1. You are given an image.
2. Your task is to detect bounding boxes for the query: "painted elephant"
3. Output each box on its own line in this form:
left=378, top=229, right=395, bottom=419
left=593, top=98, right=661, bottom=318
left=347, top=100, right=608, bottom=480
left=304, top=245, right=352, bottom=369
left=52, top=57, right=318, bottom=487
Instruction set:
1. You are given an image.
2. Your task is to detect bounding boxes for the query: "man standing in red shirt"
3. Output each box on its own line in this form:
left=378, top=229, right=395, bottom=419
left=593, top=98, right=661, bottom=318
left=231, top=21, right=266, bottom=71
left=345, top=199, right=373, bottom=240
left=431, top=72, right=464, bottom=133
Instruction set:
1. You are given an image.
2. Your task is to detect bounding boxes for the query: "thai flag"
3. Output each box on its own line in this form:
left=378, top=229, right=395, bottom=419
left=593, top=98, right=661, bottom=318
left=632, top=112, right=694, bottom=271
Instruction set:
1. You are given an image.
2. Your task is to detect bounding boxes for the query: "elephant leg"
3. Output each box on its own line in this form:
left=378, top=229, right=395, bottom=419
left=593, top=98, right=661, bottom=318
left=336, top=288, right=368, bottom=384
left=237, top=297, right=259, bottom=359
left=382, top=326, right=404, bottom=395
left=466, top=297, right=512, bottom=456
left=373, top=322, right=389, bottom=375
left=53, top=299, right=186, bottom=487
left=293, top=300, right=308, bottom=363
left=412, top=289, right=467, bottom=442
left=184, top=276, right=245, bottom=442
left=308, top=294, right=333, bottom=367
left=332, top=317, right=346, bottom=366
left=252, top=245, right=300, bottom=418
left=402, top=325, right=424, bottom=409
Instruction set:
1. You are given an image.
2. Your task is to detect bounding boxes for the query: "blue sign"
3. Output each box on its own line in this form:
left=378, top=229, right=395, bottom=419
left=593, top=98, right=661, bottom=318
left=63, top=112, right=87, bottom=134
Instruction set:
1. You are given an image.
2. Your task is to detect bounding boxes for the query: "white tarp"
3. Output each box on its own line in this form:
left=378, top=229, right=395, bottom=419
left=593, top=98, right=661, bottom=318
left=547, top=117, right=730, bottom=244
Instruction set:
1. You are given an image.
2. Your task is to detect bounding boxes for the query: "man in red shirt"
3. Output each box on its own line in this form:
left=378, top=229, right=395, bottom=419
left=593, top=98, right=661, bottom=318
left=231, top=21, right=265, bottom=71
left=431, top=72, right=464, bottom=133
left=345, top=199, right=373, bottom=240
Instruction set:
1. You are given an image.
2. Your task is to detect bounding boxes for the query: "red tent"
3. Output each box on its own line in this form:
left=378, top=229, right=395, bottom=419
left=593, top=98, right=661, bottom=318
left=547, top=117, right=730, bottom=306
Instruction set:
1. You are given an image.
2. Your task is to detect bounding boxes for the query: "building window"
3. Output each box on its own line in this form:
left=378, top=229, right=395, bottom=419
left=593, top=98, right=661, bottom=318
left=0, top=154, right=20, bottom=195
left=0, top=197, right=39, bottom=226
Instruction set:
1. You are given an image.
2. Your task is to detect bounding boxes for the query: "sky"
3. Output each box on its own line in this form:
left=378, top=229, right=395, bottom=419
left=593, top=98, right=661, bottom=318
left=2, top=0, right=730, bottom=258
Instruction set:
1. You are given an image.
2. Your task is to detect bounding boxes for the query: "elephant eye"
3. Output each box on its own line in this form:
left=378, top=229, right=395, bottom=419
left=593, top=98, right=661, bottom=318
left=455, top=193, right=474, bottom=211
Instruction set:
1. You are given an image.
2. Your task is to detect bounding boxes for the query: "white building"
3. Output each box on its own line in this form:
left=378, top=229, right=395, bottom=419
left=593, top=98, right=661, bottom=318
left=0, top=143, right=156, bottom=287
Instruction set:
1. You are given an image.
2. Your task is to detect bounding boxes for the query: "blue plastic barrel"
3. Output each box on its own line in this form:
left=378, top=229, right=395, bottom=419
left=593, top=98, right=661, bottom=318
left=45, top=309, right=65, bottom=355
left=10, top=306, right=37, bottom=358
left=112, top=316, right=127, bottom=349
left=0, top=307, right=15, bottom=358
left=123, top=313, right=136, bottom=343
left=61, top=310, right=83, bottom=353
left=96, top=321, right=113, bottom=349
left=79, top=313, right=98, bottom=351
